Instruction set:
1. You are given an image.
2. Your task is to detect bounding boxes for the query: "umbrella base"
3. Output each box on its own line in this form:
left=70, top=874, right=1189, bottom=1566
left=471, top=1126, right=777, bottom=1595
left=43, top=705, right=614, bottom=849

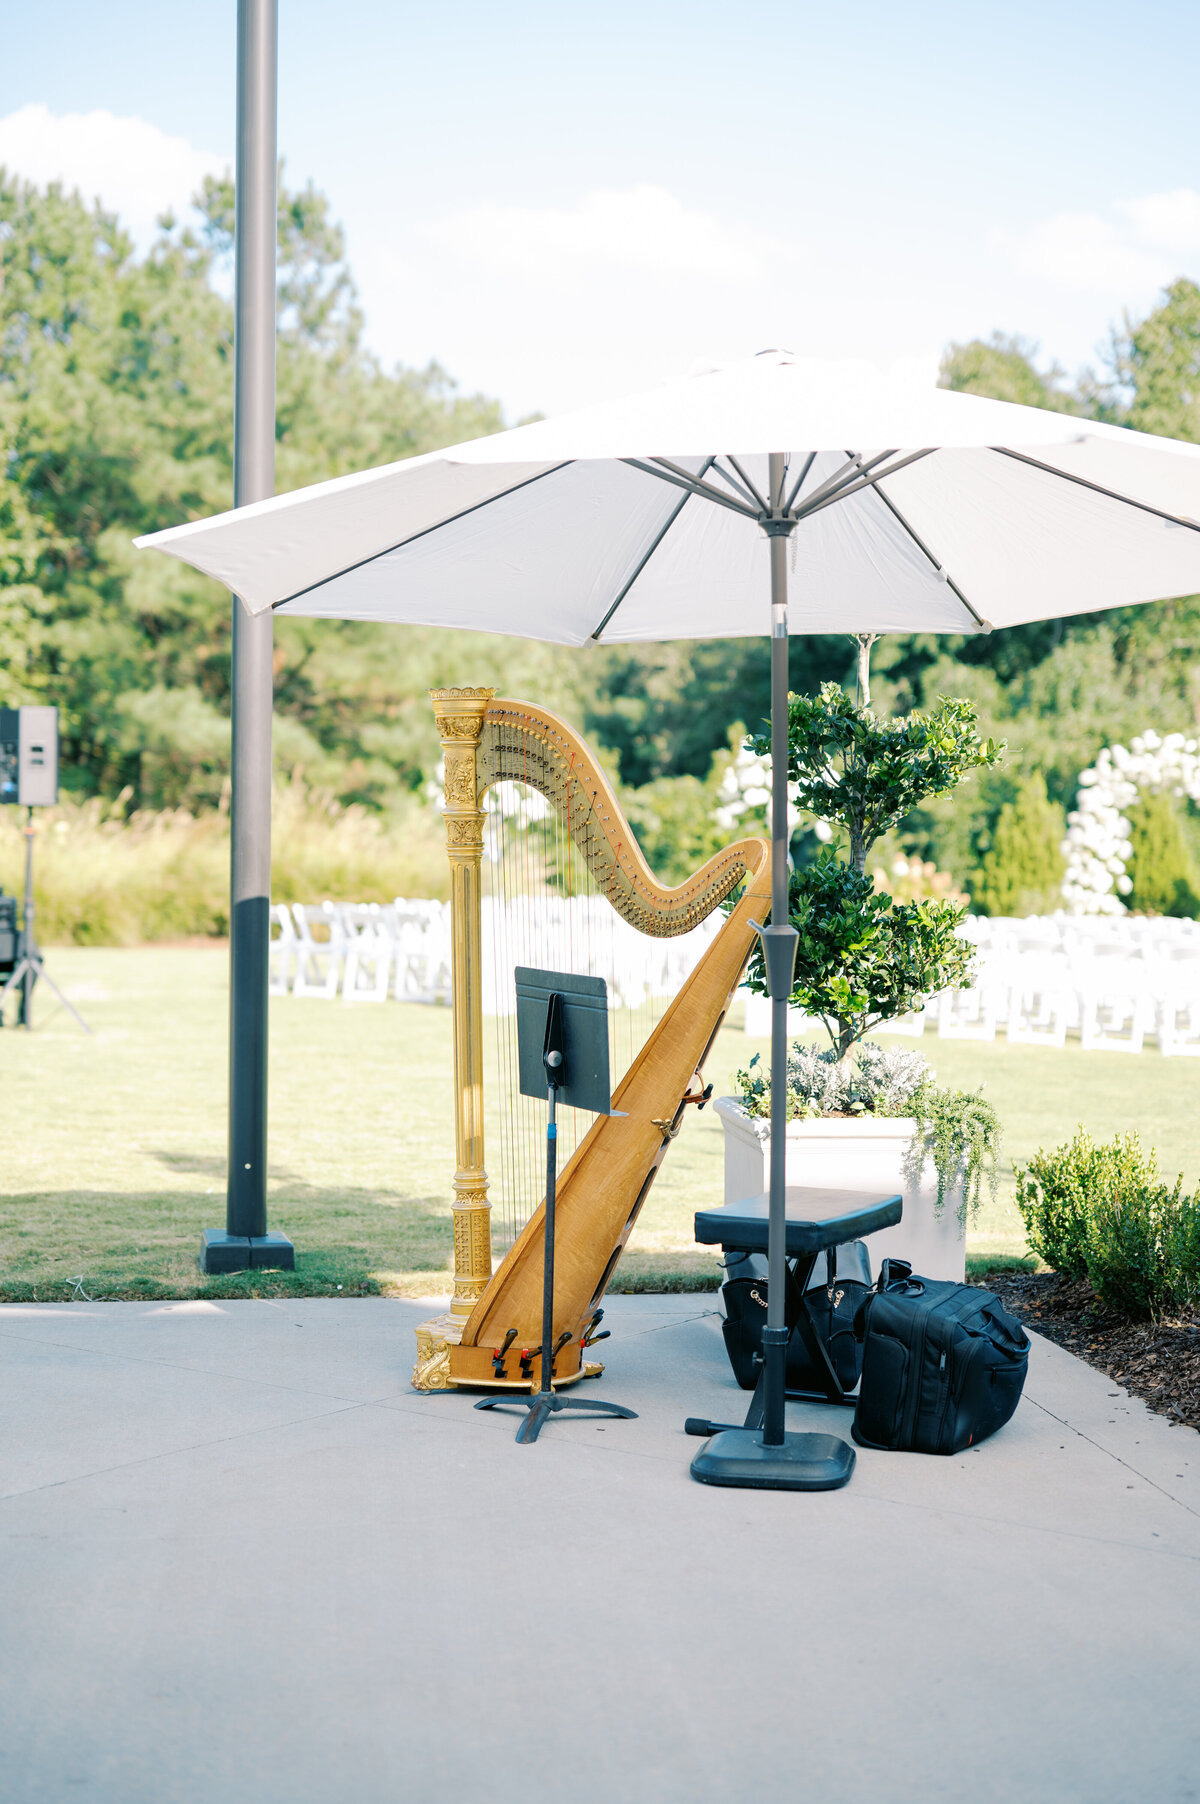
left=690, top=1427, right=855, bottom=1491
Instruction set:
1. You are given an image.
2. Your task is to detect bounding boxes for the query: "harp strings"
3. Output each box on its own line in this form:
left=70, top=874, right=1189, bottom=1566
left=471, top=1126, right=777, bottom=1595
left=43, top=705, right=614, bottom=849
left=483, top=717, right=671, bottom=1252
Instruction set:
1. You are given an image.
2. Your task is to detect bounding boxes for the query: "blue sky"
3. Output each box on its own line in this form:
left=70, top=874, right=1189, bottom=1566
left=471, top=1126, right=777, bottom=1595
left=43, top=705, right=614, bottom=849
left=4, top=0, right=1200, bottom=417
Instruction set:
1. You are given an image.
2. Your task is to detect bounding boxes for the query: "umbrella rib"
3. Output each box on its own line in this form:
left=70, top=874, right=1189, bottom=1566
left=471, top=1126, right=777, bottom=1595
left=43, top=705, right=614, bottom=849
left=590, top=456, right=717, bottom=641
left=783, top=451, right=818, bottom=513
left=709, top=459, right=763, bottom=510
left=792, top=450, right=899, bottom=520
left=623, top=458, right=759, bottom=519
left=648, top=456, right=762, bottom=517
left=269, top=461, right=576, bottom=609
left=725, top=455, right=769, bottom=512
left=794, top=448, right=936, bottom=523
left=849, top=456, right=990, bottom=631
left=991, top=446, right=1200, bottom=533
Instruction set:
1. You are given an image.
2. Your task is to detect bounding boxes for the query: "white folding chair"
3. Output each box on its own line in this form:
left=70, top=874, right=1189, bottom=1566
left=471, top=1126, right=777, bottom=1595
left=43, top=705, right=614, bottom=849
left=291, top=902, right=344, bottom=999
left=341, top=903, right=394, bottom=1003
left=1153, top=952, right=1200, bottom=1057
left=1078, top=958, right=1147, bottom=1054
left=268, top=902, right=298, bottom=997
left=392, top=900, right=452, bottom=1004
left=937, top=985, right=997, bottom=1042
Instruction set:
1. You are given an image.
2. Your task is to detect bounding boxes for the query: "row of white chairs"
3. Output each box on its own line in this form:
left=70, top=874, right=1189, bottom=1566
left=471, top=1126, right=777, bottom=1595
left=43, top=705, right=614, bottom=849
left=269, top=897, right=724, bottom=1013
left=743, top=918, right=1200, bottom=1056
left=273, top=901, right=1200, bottom=1054
left=270, top=901, right=452, bottom=1005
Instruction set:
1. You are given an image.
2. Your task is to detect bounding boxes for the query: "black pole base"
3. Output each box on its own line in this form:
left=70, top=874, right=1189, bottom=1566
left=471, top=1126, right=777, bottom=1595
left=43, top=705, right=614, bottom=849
left=475, top=1389, right=637, bottom=1446
left=198, top=1229, right=295, bottom=1274
left=690, top=1427, right=855, bottom=1492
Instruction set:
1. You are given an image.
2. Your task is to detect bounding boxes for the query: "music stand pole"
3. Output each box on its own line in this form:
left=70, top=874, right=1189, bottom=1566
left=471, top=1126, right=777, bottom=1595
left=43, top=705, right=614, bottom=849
left=475, top=987, right=636, bottom=1445
left=0, top=808, right=91, bottom=1034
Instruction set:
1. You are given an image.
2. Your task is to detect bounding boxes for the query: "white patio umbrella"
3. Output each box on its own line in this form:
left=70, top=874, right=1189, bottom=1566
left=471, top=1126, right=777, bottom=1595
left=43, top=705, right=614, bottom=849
left=137, top=349, right=1200, bottom=1485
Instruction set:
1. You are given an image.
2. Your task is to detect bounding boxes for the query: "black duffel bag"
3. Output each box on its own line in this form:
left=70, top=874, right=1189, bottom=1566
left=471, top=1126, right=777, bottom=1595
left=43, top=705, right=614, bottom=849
left=720, top=1243, right=872, bottom=1394
left=852, top=1263, right=1030, bottom=1454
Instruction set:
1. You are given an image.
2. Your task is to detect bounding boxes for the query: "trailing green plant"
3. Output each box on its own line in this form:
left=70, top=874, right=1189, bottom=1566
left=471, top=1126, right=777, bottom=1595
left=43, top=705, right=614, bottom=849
left=904, top=1081, right=1003, bottom=1215
left=750, top=683, right=1003, bottom=873
left=743, top=850, right=975, bottom=1061
left=734, top=1041, right=1001, bottom=1219
left=970, top=771, right=1067, bottom=916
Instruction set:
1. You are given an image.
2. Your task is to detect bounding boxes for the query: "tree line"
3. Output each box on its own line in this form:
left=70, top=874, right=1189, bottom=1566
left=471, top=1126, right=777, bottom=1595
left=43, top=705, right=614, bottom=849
left=2, top=170, right=1198, bottom=904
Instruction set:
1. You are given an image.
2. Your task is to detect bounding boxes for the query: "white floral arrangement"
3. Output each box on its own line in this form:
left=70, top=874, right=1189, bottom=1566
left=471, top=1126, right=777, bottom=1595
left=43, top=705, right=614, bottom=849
left=1062, top=731, right=1200, bottom=915
left=712, top=742, right=831, bottom=843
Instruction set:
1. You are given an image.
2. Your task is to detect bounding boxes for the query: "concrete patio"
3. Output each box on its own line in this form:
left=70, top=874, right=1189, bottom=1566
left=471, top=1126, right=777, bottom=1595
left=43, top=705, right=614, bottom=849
left=1, top=1294, right=1196, bottom=1804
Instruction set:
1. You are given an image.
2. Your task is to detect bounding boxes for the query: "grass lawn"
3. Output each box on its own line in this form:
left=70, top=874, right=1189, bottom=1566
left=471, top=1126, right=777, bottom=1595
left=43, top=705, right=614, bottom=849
left=3, top=945, right=1198, bottom=1302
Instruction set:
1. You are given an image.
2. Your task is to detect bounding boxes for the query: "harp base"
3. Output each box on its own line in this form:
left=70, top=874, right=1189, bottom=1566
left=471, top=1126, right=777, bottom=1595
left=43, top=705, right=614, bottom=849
left=690, top=1428, right=855, bottom=1492
left=412, top=1316, right=606, bottom=1392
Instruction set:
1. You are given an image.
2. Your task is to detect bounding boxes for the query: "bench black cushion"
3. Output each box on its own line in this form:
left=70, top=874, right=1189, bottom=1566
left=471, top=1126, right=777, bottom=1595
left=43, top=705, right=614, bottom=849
left=695, top=1187, right=902, bottom=1258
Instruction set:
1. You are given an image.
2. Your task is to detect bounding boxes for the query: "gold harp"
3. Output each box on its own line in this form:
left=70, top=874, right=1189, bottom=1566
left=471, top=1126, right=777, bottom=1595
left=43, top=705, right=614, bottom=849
left=412, top=687, right=770, bottom=1393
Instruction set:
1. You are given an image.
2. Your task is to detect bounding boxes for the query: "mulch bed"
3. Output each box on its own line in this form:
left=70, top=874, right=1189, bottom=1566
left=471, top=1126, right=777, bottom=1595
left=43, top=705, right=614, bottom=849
left=979, top=1269, right=1200, bottom=1433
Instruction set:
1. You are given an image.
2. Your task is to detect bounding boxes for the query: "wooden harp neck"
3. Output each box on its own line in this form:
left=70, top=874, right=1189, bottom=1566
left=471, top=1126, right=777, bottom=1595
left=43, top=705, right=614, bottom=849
left=480, top=698, right=768, bottom=933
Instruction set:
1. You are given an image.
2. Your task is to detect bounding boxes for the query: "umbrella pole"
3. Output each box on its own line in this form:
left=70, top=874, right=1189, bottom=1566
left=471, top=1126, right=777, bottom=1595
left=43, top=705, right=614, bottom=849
left=763, top=491, right=795, bottom=1447
left=690, top=455, right=854, bottom=1490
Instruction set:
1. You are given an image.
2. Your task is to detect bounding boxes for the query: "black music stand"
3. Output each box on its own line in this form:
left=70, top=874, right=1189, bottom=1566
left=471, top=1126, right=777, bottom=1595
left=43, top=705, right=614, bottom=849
left=474, top=967, right=637, bottom=1446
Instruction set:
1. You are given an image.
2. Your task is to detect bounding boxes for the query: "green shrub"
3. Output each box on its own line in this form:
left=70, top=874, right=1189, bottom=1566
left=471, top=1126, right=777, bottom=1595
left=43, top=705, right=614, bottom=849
left=1125, top=789, right=1200, bottom=918
left=1084, top=1175, right=1200, bottom=1321
left=970, top=772, right=1066, bottom=916
left=1016, top=1127, right=1200, bottom=1320
left=1014, top=1128, right=1157, bottom=1279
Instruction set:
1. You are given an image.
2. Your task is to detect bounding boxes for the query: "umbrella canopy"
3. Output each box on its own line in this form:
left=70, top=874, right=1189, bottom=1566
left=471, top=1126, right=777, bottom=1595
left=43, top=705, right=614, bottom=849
left=137, top=350, right=1200, bottom=641
left=136, top=348, right=1200, bottom=1480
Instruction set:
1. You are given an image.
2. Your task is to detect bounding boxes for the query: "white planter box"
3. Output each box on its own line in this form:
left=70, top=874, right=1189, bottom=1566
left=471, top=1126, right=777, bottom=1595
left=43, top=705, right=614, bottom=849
left=713, top=1096, right=966, bottom=1283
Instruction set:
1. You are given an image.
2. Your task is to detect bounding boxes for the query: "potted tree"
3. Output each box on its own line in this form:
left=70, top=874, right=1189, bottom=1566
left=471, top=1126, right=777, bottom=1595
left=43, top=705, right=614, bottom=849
left=715, top=662, right=1005, bottom=1280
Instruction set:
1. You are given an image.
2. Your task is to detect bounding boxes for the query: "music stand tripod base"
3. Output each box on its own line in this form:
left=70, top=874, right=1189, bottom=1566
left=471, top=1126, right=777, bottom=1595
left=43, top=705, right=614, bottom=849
left=690, top=1428, right=855, bottom=1491
left=475, top=1388, right=636, bottom=1445
left=484, top=969, right=638, bottom=1446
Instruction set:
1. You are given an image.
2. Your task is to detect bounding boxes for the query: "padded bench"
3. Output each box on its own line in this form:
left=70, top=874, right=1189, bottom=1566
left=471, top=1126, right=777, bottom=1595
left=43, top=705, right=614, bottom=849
left=695, top=1186, right=902, bottom=1419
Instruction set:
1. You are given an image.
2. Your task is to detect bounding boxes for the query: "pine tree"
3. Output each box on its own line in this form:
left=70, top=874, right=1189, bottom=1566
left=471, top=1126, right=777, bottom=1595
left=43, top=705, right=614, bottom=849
left=971, top=773, right=1066, bottom=916
left=1125, top=790, right=1200, bottom=918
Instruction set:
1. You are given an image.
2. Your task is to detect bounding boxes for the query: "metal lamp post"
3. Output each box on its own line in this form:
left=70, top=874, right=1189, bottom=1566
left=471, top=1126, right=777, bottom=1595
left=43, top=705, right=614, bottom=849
left=199, top=0, right=294, bottom=1274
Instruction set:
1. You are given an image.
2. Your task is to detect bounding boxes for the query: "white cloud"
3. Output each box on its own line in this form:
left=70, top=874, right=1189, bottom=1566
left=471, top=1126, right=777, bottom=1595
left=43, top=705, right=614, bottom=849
left=992, top=187, right=1200, bottom=298
left=425, top=184, right=779, bottom=288
left=0, top=104, right=226, bottom=245
left=1116, top=187, right=1200, bottom=257
left=991, top=210, right=1170, bottom=294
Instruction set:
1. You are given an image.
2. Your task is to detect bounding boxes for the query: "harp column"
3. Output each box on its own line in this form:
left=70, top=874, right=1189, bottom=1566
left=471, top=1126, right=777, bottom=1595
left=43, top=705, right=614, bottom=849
left=413, top=686, right=496, bottom=1391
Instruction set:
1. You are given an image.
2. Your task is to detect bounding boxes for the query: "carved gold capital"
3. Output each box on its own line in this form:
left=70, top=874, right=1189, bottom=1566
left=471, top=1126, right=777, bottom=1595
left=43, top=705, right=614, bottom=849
left=446, top=816, right=485, bottom=853
left=430, top=687, right=495, bottom=744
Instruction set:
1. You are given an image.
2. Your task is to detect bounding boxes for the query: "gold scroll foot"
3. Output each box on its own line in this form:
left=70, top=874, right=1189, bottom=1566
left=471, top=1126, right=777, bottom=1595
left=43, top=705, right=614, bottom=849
left=412, top=1314, right=462, bottom=1391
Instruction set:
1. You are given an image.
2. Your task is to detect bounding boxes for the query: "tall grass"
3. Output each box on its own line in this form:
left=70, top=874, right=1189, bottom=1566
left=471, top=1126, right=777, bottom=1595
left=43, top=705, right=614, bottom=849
left=0, top=781, right=449, bottom=944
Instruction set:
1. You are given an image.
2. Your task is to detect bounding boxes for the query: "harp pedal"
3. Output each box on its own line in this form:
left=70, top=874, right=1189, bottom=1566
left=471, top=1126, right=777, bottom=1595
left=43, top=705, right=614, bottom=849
left=518, top=1347, right=535, bottom=1381
left=492, top=1328, right=518, bottom=1379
